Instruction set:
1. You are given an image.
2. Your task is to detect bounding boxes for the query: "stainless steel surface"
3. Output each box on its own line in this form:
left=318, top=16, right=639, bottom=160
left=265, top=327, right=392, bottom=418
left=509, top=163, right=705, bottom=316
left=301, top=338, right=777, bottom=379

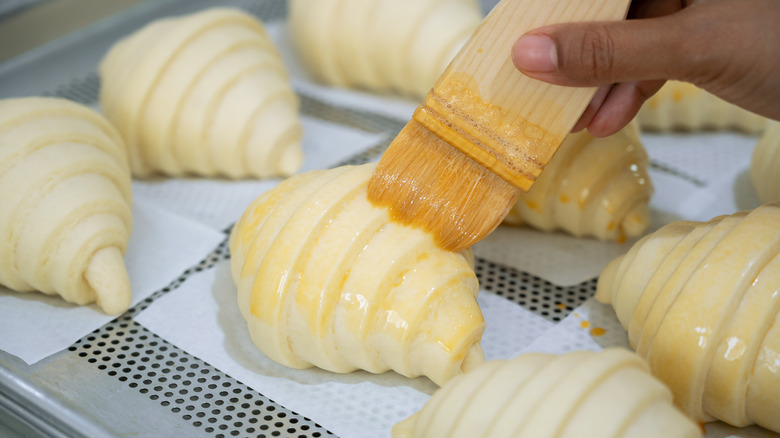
left=0, top=0, right=145, bottom=63
left=0, top=0, right=49, bottom=20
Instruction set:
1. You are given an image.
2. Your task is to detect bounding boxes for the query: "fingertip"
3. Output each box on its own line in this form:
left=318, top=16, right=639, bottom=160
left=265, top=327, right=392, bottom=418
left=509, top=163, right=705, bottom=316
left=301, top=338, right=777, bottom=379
left=571, top=117, right=589, bottom=133
left=572, top=85, right=612, bottom=134
left=587, top=119, right=625, bottom=138
left=587, top=82, right=646, bottom=137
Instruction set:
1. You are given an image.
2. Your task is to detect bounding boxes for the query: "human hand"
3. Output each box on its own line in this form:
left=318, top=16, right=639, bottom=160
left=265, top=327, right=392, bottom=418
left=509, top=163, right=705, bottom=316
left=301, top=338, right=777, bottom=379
left=511, top=0, right=780, bottom=137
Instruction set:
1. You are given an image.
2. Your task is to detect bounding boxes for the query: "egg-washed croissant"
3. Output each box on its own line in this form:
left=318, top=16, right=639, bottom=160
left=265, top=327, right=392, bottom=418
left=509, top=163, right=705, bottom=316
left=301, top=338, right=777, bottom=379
left=288, top=0, right=483, bottom=99
left=750, top=120, right=780, bottom=203
left=393, top=348, right=701, bottom=438
left=596, top=203, right=780, bottom=432
left=0, top=97, right=133, bottom=315
left=637, top=80, right=766, bottom=134
left=99, top=7, right=303, bottom=179
left=503, top=122, right=652, bottom=242
left=229, top=163, right=485, bottom=386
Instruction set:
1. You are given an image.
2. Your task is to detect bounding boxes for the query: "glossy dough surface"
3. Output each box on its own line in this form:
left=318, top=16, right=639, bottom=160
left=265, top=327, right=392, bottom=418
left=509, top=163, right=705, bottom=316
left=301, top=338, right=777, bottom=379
left=596, top=203, right=780, bottom=432
left=392, top=348, right=701, bottom=438
left=229, top=163, right=485, bottom=386
left=0, top=97, right=133, bottom=314
left=750, top=120, right=780, bottom=203
left=504, top=122, right=652, bottom=242
left=637, top=81, right=766, bottom=134
left=288, top=0, right=483, bottom=98
left=100, top=7, right=303, bottom=179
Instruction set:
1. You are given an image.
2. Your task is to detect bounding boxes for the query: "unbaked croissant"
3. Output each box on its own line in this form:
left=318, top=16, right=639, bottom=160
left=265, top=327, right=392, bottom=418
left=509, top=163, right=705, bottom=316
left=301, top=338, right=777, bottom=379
left=596, top=203, right=780, bottom=432
left=637, top=80, right=766, bottom=134
left=393, top=348, right=701, bottom=438
left=288, top=0, right=483, bottom=98
left=503, top=122, right=652, bottom=242
left=0, top=97, right=133, bottom=315
left=750, top=120, right=780, bottom=203
left=229, top=163, right=485, bottom=386
left=100, top=7, right=303, bottom=179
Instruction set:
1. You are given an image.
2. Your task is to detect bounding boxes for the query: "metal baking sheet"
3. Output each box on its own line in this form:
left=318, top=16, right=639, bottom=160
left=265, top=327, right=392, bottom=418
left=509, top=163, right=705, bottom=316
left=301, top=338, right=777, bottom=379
left=0, top=0, right=594, bottom=436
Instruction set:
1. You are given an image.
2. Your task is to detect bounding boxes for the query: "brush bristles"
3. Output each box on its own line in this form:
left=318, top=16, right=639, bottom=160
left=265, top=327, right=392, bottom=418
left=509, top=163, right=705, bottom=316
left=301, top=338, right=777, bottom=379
left=368, top=120, right=521, bottom=252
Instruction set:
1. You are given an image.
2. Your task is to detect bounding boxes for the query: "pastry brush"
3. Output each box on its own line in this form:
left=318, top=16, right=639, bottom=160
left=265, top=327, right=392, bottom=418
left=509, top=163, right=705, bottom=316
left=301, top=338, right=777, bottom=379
left=368, top=0, right=631, bottom=251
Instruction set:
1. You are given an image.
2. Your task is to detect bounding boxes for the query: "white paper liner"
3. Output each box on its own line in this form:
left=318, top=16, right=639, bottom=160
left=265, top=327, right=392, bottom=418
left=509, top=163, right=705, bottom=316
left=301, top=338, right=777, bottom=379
left=0, top=196, right=225, bottom=365
left=134, top=259, right=554, bottom=438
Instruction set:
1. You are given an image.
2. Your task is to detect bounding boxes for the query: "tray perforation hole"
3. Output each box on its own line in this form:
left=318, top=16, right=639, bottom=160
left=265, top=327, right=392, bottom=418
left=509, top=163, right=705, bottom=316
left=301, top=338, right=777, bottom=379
left=475, top=258, right=596, bottom=322
left=71, top=319, right=335, bottom=437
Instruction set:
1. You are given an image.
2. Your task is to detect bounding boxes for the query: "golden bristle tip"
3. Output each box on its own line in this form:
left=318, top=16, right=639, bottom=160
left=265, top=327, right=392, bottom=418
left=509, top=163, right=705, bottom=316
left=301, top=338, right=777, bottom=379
left=367, top=119, right=521, bottom=252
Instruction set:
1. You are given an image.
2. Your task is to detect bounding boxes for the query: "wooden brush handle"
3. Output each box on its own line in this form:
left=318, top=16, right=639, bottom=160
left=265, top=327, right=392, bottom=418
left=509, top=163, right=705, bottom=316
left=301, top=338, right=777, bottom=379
left=413, top=0, right=631, bottom=191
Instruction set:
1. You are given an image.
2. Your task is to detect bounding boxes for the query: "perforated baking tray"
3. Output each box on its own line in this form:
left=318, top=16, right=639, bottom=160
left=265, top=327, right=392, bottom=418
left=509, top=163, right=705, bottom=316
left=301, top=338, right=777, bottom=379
left=0, top=0, right=602, bottom=436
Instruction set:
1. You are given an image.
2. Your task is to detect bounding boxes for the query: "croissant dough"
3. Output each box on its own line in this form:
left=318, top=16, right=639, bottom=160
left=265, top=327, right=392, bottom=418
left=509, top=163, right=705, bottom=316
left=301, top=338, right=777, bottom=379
left=596, top=203, right=780, bottom=432
left=637, top=81, right=766, bottom=134
left=288, top=0, right=483, bottom=98
left=229, top=163, right=485, bottom=386
left=749, top=120, right=780, bottom=203
left=100, top=7, right=303, bottom=179
left=0, top=97, right=133, bottom=315
left=503, top=122, right=652, bottom=242
left=393, top=348, right=701, bottom=438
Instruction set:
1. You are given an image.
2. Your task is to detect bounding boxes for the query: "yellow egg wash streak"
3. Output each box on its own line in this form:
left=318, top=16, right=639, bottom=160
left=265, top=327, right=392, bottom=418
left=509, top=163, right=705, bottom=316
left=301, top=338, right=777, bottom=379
left=230, top=164, right=486, bottom=387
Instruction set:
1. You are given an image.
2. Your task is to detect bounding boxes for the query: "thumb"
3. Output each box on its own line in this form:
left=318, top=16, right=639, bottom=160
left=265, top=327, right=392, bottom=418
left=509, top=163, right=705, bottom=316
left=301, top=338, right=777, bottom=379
left=511, top=12, right=702, bottom=87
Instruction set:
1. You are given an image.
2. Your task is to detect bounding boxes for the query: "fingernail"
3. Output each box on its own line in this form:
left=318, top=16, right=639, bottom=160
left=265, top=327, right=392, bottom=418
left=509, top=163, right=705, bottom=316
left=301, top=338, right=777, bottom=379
left=512, top=35, right=557, bottom=73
